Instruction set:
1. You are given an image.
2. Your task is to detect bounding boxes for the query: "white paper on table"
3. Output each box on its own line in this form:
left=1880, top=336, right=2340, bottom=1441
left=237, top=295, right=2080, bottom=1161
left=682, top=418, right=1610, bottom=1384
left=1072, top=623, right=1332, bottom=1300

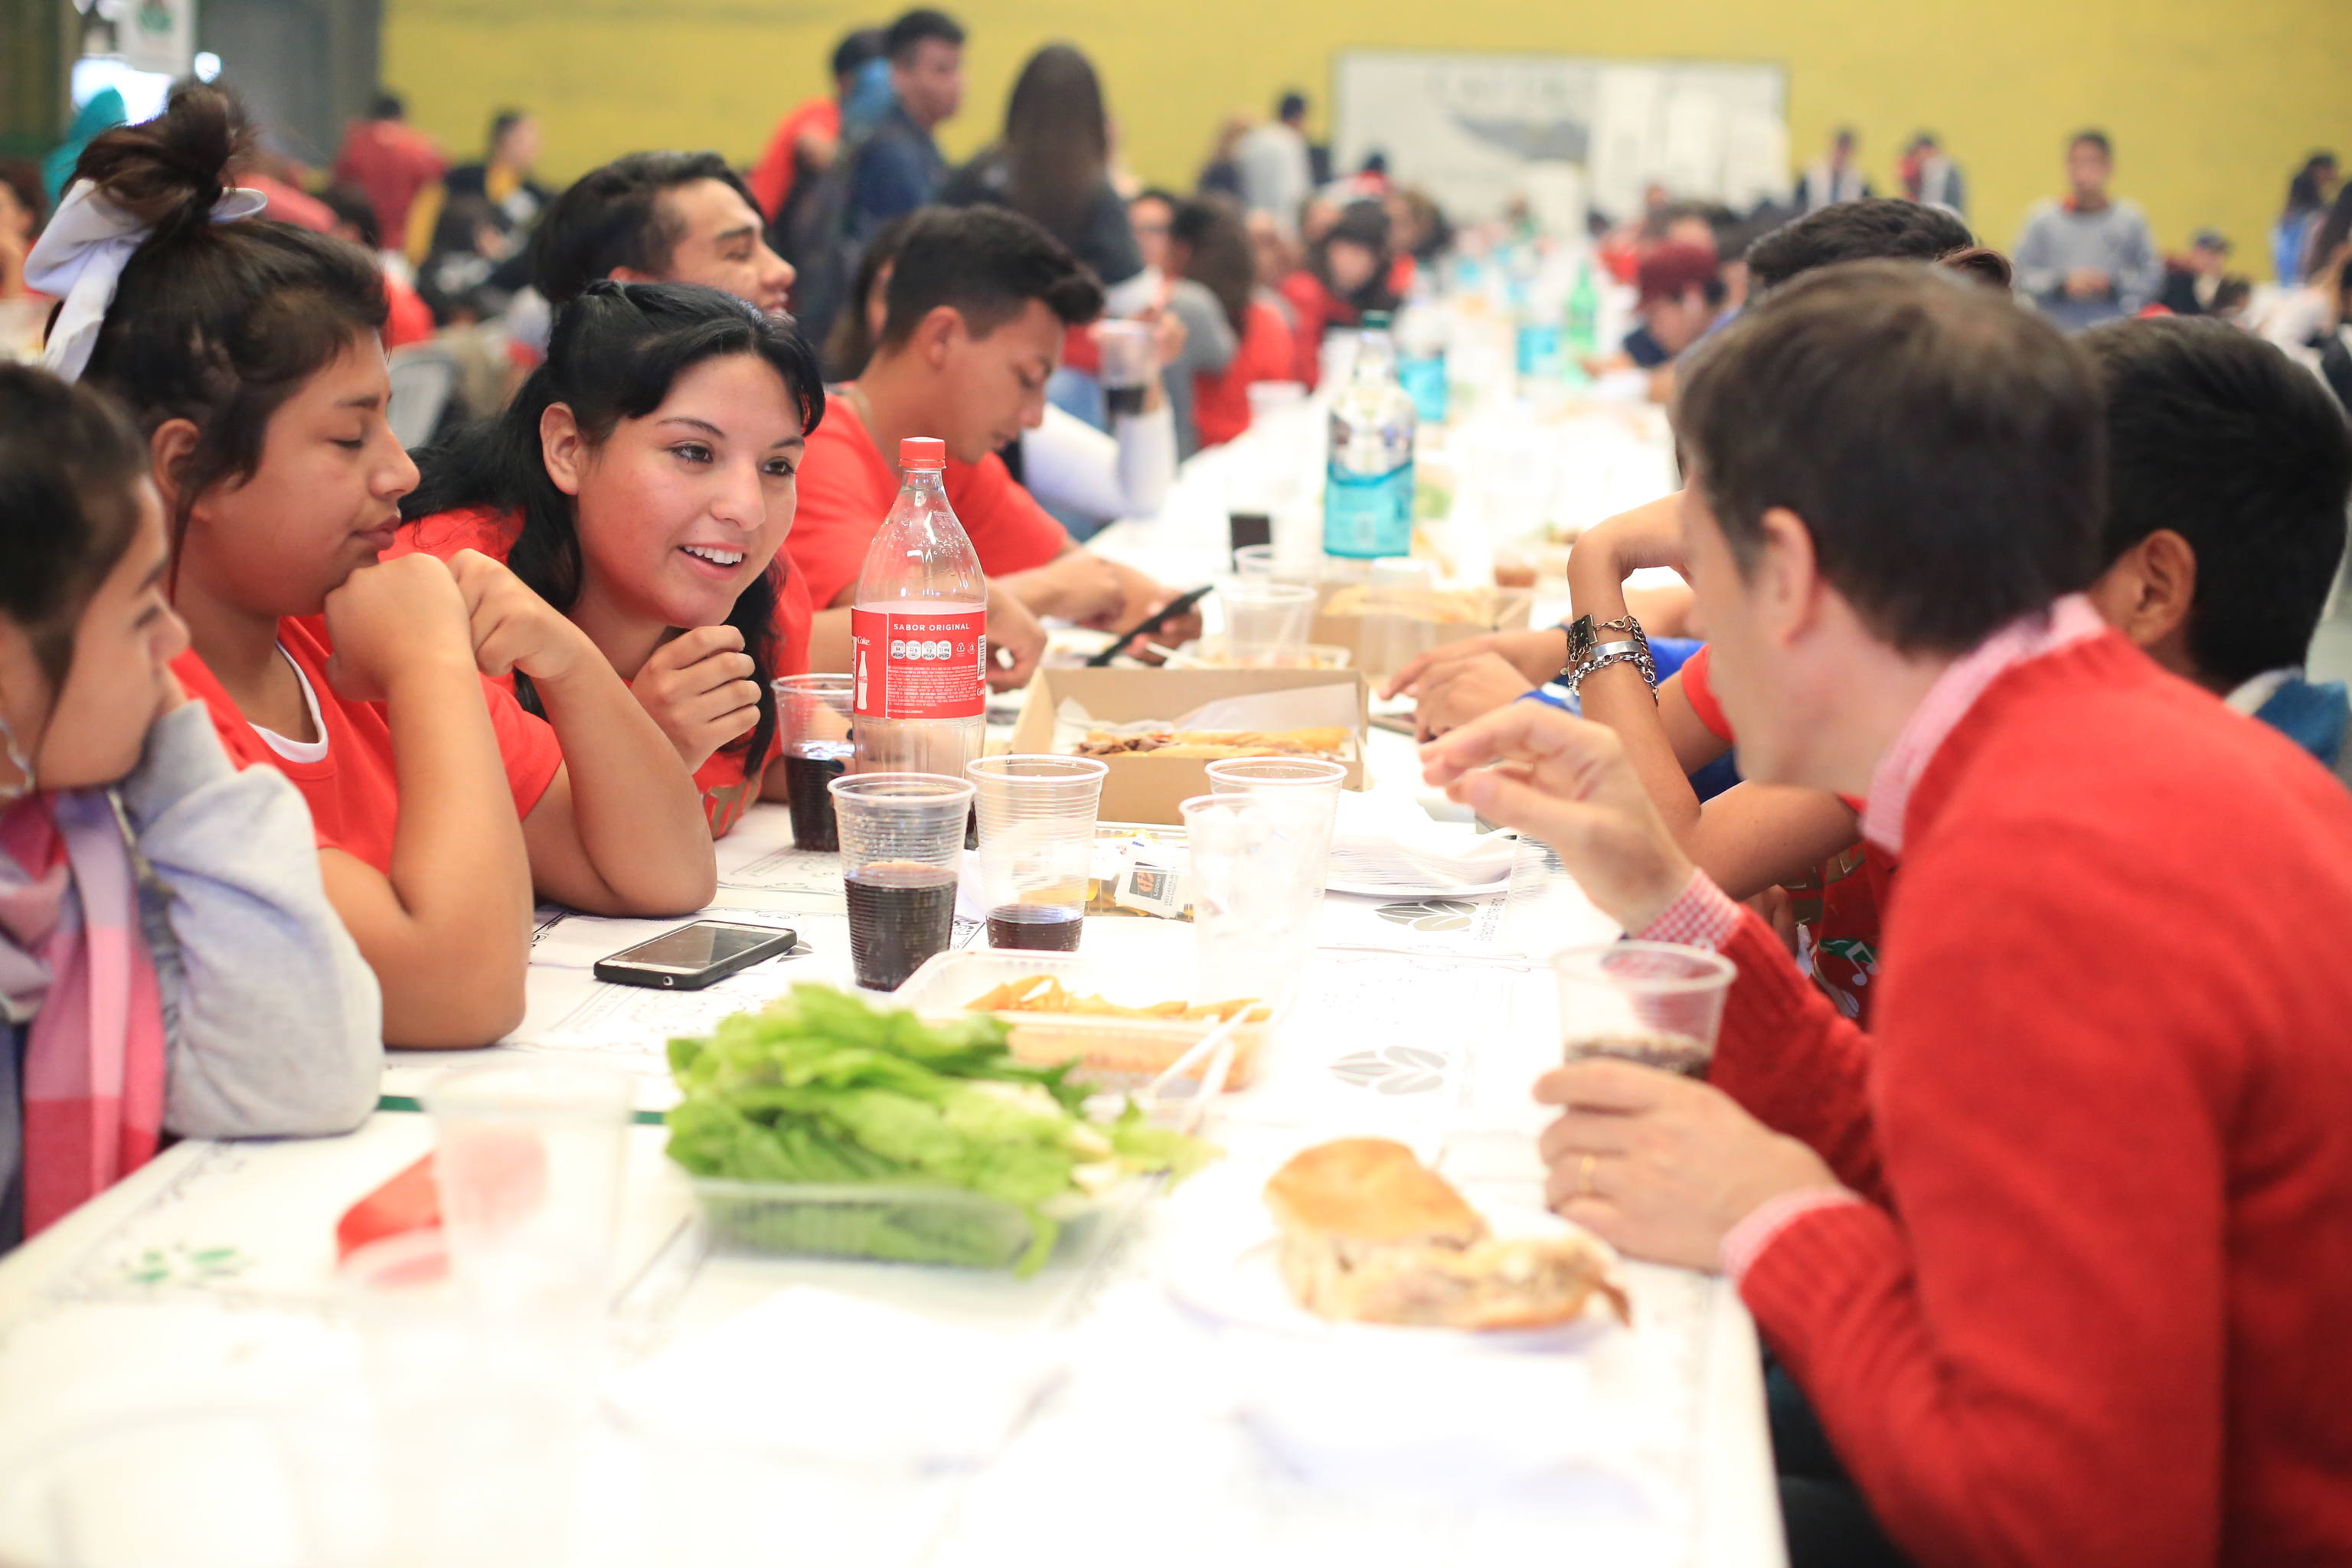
left=1328, top=789, right=1521, bottom=890
left=603, top=1285, right=1066, bottom=1468
left=1051, top=686, right=1361, bottom=760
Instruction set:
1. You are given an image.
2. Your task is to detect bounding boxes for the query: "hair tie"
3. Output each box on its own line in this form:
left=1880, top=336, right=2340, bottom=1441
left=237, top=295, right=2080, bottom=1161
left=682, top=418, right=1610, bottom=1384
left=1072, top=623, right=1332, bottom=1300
left=23, top=178, right=270, bottom=384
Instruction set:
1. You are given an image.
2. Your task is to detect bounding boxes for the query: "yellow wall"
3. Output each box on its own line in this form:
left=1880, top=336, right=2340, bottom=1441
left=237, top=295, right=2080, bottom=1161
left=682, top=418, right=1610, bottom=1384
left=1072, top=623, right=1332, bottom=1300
left=384, top=0, right=2352, bottom=263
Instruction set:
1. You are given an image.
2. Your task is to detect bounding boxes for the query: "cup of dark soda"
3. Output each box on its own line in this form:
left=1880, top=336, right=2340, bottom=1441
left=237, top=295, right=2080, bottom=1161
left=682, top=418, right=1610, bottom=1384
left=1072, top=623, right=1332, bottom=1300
left=829, top=773, right=975, bottom=990
left=966, top=755, right=1107, bottom=952
left=773, top=675, right=857, bottom=852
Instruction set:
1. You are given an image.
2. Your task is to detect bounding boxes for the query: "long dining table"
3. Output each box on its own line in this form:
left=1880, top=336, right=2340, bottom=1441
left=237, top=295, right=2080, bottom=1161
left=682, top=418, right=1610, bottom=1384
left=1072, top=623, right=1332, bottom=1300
left=0, top=389, right=1783, bottom=1568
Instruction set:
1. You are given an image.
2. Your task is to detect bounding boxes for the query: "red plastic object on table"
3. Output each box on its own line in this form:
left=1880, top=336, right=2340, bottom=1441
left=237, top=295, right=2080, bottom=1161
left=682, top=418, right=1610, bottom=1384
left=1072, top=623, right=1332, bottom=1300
left=335, top=1152, right=443, bottom=1261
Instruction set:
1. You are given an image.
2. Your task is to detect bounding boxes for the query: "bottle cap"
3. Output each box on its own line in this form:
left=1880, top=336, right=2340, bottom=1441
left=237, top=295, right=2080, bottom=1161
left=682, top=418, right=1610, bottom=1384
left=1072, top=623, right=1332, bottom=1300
left=899, top=436, right=947, bottom=470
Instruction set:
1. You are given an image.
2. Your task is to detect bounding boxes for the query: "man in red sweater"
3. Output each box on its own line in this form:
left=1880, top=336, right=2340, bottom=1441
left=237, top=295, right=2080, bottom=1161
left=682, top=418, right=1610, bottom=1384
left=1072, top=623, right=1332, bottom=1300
left=1423, top=262, right=2352, bottom=1566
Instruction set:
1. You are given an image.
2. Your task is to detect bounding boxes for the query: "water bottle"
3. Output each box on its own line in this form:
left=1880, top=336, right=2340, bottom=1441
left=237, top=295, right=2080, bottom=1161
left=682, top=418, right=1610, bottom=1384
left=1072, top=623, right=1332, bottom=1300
left=1395, top=303, right=1450, bottom=426
left=1563, top=255, right=1600, bottom=361
left=1323, top=314, right=1418, bottom=560
left=851, top=437, right=985, bottom=782
left=1513, top=252, right=1565, bottom=382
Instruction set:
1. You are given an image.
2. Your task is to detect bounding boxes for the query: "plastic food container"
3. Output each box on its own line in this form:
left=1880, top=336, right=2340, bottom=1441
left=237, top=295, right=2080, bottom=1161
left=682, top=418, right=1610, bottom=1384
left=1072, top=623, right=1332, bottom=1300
left=894, top=948, right=1278, bottom=1091
left=692, top=1179, right=1047, bottom=1270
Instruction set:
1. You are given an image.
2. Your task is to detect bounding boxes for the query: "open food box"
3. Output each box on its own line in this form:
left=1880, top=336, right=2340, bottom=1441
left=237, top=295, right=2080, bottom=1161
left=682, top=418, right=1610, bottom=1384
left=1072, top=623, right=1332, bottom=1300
left=1009, top=665, right=1369, bottom=825
left=1310, top=582, right=1534, bottom=681
left=896, top=947, right=1279, bottom=1093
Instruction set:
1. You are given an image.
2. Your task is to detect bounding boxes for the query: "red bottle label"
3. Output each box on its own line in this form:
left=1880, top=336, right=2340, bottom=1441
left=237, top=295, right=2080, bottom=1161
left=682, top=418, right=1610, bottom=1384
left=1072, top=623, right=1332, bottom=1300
left=851, top=607, right=987, bottom=720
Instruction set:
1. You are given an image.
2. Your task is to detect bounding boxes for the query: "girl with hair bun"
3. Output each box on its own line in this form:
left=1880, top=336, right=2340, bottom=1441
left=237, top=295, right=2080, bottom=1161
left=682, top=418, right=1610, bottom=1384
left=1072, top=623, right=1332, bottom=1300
left=397, top=280, right=826, bottom=837
left=38, top=86, right=715, bottom=1049
left=0, top=364, right=379, bottom=1247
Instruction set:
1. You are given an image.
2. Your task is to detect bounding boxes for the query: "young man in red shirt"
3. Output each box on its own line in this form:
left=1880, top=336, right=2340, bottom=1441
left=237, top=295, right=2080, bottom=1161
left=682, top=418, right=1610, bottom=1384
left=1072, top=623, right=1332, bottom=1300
left=789, top=206, right=1187, bottom=645
left=1423, top=263, right=2352, bottom=1567
left=747, top=28, right=884, bottom=227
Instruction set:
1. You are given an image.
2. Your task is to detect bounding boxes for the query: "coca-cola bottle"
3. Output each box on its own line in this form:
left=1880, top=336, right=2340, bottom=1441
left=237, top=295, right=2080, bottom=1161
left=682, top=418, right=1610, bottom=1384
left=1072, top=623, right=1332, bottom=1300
left=850, top=437, right=987, bottom=781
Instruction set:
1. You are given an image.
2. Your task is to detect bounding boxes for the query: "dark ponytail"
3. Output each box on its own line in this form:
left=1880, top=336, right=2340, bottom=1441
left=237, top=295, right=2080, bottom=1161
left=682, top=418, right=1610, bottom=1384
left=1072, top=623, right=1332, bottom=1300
left=75, top=84, right=387, bottom=544
left=405, top=280, right=826, bottom=774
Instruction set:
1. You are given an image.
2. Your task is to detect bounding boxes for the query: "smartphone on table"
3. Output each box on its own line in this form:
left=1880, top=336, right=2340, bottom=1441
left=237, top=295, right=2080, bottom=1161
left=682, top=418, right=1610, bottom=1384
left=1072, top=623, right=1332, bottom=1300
left=593, top=922, right=799, bottom=990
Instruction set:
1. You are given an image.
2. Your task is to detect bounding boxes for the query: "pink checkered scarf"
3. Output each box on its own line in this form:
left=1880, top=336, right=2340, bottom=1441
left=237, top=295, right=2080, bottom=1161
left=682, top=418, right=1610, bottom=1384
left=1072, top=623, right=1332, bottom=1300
left=0, top=791, right=166, bottom=1235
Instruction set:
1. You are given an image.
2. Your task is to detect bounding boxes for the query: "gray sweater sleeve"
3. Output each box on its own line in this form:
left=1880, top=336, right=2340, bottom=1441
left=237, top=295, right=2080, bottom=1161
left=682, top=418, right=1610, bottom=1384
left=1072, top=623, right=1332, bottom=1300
left=118, top=703, right=382, bottom=1142
left=2112, top=204, right=2161, bottom=313
left=2012, top=204, right=2064, bottom=302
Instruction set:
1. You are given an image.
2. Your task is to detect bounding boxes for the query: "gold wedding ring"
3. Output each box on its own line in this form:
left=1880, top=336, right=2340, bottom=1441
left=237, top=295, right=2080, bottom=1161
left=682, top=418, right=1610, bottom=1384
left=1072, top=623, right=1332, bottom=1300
left=1576, top=1152, right=1599, bottom=1199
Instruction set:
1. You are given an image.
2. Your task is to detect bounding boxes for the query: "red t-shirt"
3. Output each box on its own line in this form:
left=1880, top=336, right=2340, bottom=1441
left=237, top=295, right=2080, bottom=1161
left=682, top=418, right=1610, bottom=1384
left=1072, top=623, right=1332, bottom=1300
left=384, top=275, right=436, bottom=349
left=787, top=390, right=1070, bottom=611
left=748, top=98, right=839, bottom=221
left=1194, top=299, right=1298, bottom=449
left=332, top=119, right=446, bottom=246
left=172, top=618, right=563, bottom=877
left=1277, top=272, right=1351, bottom=389
left=390, top=506, right=812, bottom=836
left=1677, top=642, right=1891, bottom=1021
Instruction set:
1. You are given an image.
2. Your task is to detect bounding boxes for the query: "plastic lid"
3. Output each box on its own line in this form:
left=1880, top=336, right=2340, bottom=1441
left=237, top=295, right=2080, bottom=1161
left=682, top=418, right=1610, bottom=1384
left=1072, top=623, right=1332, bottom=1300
left=899, top=436, right=946, bottom=469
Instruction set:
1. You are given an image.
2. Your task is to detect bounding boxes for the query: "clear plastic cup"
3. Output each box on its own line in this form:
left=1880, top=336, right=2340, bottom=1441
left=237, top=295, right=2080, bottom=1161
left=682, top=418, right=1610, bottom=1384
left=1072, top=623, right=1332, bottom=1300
left=1097, top=319, right=1155, bottom=416
left=828, top=773, right=976, bottom=989
left=966, top=754, right=1107, bottom=952
left=1551, top=942, right=1737, bottom=1080
left=1221, top=580, right=1318, bottom=667
left=1181, top=792, right=1327, bottom=1012
left=1205, top=756, right=1347, bottom=886
left=773, top=674, right=855, bottom=852
left=1246, top=380, right=1307, bottom=424
left=424, top=1062, right=632, bottom=1299
left=339, top=1230, right=600, bottom=1568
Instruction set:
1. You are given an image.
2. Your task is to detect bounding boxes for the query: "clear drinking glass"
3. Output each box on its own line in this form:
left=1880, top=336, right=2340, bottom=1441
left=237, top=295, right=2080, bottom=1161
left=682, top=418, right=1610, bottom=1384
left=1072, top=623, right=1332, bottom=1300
left=339, top=1230, right=601, bottom=1568
left=423, top=1062, right=632, bottom=1299
left=967, top=754, right=1106, bottom=952
left=829, top=773, right=975, bottom=989
left=1221, top=580, right=1318, bottom=667
left=1205, top=756, right=1346, bottom=887
left=1097, top=319, right=1155, bottom=418
left=1551, top=942, right=1737, bottom=1080
left=773, top=674, right=855, bottom=852
left=1181, top=792, right=1327, bottom=1012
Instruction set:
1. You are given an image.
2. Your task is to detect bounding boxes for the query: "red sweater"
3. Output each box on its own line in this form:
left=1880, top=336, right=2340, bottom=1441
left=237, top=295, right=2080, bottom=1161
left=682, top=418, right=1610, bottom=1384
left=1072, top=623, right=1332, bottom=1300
left=1707, top=634, right=2352, bottom=1566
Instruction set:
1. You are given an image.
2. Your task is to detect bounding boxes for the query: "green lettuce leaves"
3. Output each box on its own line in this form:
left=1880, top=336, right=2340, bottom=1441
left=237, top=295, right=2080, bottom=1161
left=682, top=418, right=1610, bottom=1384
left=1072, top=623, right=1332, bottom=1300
left=665, top=983, right=1211, bottom=1275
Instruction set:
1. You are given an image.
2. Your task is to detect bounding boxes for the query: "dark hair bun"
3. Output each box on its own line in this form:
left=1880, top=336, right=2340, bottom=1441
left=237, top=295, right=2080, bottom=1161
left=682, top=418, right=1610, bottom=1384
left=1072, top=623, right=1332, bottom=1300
left=73, top=83, right=249, bottom=238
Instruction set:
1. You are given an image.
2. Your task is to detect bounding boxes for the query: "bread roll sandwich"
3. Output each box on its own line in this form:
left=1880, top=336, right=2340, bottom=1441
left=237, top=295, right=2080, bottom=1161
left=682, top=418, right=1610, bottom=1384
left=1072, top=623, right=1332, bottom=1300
left=1263, top=1138, right=1629, bottom=1331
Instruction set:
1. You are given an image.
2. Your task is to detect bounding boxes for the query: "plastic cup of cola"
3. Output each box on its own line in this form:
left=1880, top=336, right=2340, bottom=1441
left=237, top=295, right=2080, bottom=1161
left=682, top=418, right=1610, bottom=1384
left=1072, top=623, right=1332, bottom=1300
left=1550, top=942, right=1737, bottom=1080
left=966, top=755, right=1108, bottom=953
left=773, top=675, right=856, bottom=852
left=1220, top=580, right=1318, bottom=667
left=828, top=773, right=976, bottom=990
left=1097, top=319, right=1156, bottom=416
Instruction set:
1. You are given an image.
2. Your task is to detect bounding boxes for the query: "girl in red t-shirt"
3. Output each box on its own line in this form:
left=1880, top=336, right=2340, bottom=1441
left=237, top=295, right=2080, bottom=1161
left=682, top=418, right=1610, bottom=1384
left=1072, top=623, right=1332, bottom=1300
left=397, top=281, right=827, bottom=837
left=68, top=90, right=714, bottom=1047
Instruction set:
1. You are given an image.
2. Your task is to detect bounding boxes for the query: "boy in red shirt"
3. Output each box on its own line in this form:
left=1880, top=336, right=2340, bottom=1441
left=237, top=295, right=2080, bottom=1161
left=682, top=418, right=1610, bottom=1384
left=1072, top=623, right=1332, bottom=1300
left=1423, top=263, right=2352, bottom=1567
left=789, top=207, right=1184, bottom=638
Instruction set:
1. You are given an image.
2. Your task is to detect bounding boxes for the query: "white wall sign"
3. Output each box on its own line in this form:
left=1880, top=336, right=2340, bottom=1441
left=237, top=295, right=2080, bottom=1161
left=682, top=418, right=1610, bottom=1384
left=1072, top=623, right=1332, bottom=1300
left=1334, top=49, right=1789, bottom=224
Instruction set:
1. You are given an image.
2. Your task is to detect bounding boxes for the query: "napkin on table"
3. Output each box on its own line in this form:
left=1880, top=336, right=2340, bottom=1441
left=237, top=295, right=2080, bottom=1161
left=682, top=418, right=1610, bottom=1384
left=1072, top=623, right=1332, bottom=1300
left=602, top=1285, right=1066, bottom=1468
left=1328, top=789, right=1520, bottom=890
